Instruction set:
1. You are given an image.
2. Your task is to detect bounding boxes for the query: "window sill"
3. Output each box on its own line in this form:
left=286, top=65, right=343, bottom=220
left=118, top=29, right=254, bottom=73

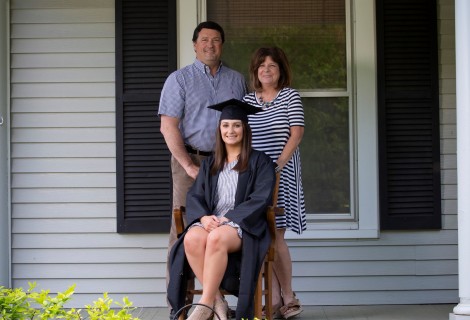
left=286, top=228, right=379, bottom=240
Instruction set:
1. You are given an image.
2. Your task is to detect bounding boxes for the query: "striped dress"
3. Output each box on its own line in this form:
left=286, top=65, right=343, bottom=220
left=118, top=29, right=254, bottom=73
left=245, top=87, right=306, bottom=234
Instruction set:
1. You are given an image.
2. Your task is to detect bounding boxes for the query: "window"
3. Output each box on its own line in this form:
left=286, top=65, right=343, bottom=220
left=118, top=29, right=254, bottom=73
left=208, top=0, right=351, bottom=216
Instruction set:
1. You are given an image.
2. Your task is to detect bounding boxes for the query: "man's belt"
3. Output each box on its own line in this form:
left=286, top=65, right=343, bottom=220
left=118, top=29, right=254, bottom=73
left=185, top=145, right=212, bottom=156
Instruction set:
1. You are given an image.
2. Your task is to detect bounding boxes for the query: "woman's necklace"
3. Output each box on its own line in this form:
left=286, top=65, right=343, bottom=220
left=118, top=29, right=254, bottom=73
left=258, top=92, right=278, bottom=110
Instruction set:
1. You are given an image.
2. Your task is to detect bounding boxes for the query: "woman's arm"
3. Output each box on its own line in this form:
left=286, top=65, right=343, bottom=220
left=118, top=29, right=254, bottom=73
left=275, top=89, right=305, bottom=170
left=275, top=125, right=304, bottom=170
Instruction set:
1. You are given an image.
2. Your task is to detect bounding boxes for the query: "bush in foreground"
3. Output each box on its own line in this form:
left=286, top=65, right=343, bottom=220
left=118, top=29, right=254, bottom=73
left=0, top=282, right=139, bottom=320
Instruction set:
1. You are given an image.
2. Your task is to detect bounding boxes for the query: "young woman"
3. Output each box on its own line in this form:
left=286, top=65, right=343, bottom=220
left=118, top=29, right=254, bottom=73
left=167, top=99, right=276, bottom=320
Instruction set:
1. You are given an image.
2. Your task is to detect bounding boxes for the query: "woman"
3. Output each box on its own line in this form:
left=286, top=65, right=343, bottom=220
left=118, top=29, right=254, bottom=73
left=167, top=99, right=276, bottom=320
left=244, top=47, right=306, bottom=319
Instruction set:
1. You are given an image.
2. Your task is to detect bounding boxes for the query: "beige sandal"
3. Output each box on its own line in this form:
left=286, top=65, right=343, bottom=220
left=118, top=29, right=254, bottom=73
left=261, top=303, right=283, bottom=319
left=214, top=297, right=229, bottom=320
left=187, top=305, right=213, bottom=320
left=279, top=295, right=303, bottom=319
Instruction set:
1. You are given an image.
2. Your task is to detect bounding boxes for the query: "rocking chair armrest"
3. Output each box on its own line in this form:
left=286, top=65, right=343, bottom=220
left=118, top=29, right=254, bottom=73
left=173, top=206, right=186, bottom=235
left=274, top=207, right=285, bottom=216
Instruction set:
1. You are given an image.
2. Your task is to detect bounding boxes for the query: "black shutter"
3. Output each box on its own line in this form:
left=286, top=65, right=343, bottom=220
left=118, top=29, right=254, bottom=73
left=116, top=0, right=176, bottom=233
left=377, top=0, right=441, bottom=230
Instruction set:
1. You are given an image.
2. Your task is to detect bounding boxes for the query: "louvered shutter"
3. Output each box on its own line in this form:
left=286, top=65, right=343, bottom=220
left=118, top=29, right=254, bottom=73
left=116, top=0, right=176, bottom=233
left=377, top=0, right=441, bottom=230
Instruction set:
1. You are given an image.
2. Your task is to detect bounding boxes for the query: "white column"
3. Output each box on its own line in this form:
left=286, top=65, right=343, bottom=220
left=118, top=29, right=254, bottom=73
left=452, top=0, right=470, bottom=318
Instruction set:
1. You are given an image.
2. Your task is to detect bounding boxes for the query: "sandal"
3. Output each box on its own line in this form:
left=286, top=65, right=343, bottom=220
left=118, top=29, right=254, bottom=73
left=213, top=297, right=229, bottom=320
left=279, top=296, right=303, bottom=319
left=261, top=303, right=282, bottom=319
left=187, top=305, right=213, bottom=320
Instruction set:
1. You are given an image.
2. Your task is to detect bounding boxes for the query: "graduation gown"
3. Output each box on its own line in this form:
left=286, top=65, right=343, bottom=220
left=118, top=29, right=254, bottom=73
left=167, top=149, right=276, bottom=320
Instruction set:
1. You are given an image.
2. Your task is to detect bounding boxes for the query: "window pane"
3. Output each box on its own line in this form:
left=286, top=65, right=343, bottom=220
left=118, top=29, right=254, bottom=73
left=207, top=0, right=346, bottom=89
left=301, top=97, right=350, bottom=213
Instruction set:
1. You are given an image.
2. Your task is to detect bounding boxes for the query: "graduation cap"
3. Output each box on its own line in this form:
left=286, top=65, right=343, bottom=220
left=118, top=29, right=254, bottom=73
left=208, top=98, right=262, bottom=123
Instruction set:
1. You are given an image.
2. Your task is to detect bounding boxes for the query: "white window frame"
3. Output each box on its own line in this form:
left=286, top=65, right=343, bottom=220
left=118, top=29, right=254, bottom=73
left=177, top=0, right=379, bottom=239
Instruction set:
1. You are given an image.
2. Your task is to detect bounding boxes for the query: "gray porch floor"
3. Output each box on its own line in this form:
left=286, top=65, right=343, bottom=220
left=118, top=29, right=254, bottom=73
left=133, top=304, right=455, bottom=320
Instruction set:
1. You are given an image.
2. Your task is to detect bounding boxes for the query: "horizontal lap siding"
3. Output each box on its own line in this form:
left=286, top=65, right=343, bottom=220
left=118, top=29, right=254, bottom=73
left=438, top=0, right=457, bottom=235
left=288, top=231, right=457, bottom=305
left=10, top=0, right=166, bottom=307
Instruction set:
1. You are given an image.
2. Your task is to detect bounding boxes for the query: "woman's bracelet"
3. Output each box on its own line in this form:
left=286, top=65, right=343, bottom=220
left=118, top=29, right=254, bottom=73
left=275, top=165, right=282, bottom=173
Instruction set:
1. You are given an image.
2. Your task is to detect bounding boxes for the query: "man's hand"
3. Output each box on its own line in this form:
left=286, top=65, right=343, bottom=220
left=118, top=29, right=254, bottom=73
left=185, top=163, right=200, bottom=180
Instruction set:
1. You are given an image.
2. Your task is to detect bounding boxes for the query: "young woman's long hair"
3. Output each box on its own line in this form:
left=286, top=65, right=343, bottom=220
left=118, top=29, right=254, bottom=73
left=211, top=121, right=252, bottom=175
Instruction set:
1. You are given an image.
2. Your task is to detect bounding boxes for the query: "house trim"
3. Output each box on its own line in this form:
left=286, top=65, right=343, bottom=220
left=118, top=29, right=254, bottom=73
left=177, top=0, right=197, bottom=68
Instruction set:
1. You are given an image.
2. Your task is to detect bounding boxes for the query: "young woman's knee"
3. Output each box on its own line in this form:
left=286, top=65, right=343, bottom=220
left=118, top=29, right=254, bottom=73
left=184, top=228, right=207, bottom=252
left=206, top=228, right=240, bottom=252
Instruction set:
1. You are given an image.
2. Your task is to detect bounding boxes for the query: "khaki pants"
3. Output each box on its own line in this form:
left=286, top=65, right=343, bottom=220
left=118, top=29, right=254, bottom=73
left=167, top=154, right=207, bottom=310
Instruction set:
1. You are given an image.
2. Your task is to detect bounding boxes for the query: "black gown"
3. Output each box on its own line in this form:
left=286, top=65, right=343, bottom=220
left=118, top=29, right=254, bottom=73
left=167, top=149, right=276, bottom=320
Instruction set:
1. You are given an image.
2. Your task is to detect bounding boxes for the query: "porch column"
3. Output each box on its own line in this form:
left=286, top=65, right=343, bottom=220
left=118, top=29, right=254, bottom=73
left=452, top=0, right=470, bottom=318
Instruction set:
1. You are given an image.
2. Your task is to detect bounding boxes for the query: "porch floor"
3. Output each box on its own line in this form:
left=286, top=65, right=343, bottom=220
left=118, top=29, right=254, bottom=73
left=133, top=304, right=455, bottom=320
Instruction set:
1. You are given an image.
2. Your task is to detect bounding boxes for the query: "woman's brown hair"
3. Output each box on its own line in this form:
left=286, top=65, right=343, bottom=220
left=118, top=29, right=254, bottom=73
left=249, top=46, right=292, bottom=92
left=211, top=120, right=252, bottom=175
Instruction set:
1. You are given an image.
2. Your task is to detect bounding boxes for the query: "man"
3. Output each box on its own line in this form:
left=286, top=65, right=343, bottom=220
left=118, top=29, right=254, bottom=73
left=158, top=20, right=247, bottom=317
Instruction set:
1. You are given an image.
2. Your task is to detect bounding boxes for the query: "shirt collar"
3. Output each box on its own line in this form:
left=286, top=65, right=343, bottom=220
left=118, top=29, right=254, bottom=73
left=194, top=58, right=223, bottom=75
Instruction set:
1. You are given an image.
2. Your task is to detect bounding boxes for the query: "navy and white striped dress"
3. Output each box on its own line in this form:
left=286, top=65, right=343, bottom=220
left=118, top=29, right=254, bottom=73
left=245, top=88, right=306, bottom=234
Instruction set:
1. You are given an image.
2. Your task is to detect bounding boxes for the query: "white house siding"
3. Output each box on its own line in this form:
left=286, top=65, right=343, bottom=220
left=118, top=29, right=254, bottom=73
left=10, top=0, right=167, bottom=307
left=9, top=0, right=458, bottom=308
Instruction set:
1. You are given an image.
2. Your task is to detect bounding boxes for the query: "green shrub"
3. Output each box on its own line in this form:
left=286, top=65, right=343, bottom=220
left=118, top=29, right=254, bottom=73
left=0, top=282, right=139, bottom=320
